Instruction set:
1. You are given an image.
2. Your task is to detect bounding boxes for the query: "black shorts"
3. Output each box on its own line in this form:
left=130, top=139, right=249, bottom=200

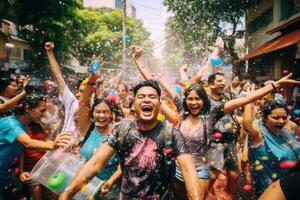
left=280, top=171, right=300, bottom=200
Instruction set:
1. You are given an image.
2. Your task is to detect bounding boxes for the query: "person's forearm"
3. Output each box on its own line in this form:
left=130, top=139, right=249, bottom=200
left=78, top=83, right=93, bottom=136
left=25, top=139, right=54, bottom=150
left=190, top=48, right=214, bottom=85
left=0, top=90, right=26, bottom=113
left=80, top=76, right=95, bottom=107
left=134, top=58, right=151, bottom=80
left=107, top=165, right=122, bottom=186
left=61, top=144, right=114, bottom=199
left=179, top=69, right=188, bottom=81
left=61, top=159, right=101, bottom=198
left=243, top=103, right=252, bottom=128
left=211, top=45, right=221, bottom=57
left=224, top=83, right=275, bottom=113
left=19, top=153, right=24, bottom=174
left=158, top=77, right=176, bottom=100
left=46, top=51, right=66, bottom=94
left=161, top=103, right=179, bottom=125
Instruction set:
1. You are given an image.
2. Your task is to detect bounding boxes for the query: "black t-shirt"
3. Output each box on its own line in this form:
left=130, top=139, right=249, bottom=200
left=208, top=94, right=237, bottom=143
left=103, top=119, right=188, bottom=199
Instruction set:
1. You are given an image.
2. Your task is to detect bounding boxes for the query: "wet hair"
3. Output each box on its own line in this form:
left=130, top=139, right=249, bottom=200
left=89, top=98, right=123, bottom=122
left=133, top=79, right=161, bottom=97
left=182, top=84, right=211, bottom=116
left=261, top=100, right=288, bottom=119
left=231, top=75, right=240, bottom=81
left=13, top=94, right=46, bottom=115
left=0, top=77, right=16, bottom=94
left=208, top=72, right=225, bottom=85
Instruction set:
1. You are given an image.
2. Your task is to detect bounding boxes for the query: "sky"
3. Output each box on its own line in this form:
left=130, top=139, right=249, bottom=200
left=83, top=0, right=170, bottom=58
left=130, top=0, right=169, bottom=58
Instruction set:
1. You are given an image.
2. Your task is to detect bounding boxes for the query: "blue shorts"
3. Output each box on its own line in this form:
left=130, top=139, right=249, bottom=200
left=175, top=165, right=210, bottom=182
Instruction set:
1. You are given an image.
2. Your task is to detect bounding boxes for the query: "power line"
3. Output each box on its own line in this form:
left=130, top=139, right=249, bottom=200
left=153, top=34, right=172, bottom=48
left=153, top=32, right=167, bottom=42
left=153, top=34, right=169, bottom=46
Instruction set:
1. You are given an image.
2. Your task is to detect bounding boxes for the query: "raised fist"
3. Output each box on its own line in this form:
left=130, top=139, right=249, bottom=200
left=45, top=42, right=54, bottom=51
left=132, top=45, right=142, bottom=59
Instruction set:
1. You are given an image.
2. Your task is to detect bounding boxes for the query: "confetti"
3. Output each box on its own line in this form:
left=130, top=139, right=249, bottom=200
left=243, top=184, right=252, bottom=191
left=255, top=165, right=264, bottom=170
left=163, top=148, right=174, bottom=155
left=279, top=160, right=297, bottom=169
left=282, top=70, right=289, bottom=75
left=293, top=109, right=300, bottom=115
left=225, top=123, right=231, bottom=129
left=261, top=156, right=268, bottom=161
left=213, top=132, right=222, bottom=139
left=272, top=173, right=278, bottom=179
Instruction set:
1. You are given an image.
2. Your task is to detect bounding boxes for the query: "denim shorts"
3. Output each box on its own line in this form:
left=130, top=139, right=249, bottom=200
left=175, top=164, right=210, bottom=182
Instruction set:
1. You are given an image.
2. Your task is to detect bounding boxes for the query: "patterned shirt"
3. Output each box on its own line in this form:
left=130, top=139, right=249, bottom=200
left=104, top=119, right=188, bottom=200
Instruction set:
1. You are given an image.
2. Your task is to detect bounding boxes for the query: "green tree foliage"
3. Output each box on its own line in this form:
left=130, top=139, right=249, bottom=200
left=1, top=1, right=152, bottom=74
left=164, top=0, right=248, bottom=69
left=16, top=0, right=82, bottom=69
left=69, top=8, right=153, bottom=68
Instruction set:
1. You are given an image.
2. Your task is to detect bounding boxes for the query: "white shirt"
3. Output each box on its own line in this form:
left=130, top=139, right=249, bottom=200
left=59, top=86, right=79, bottom=136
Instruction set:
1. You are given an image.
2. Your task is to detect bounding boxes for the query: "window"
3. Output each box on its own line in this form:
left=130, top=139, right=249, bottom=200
left=248, top=7, right=273, bottom=33
left=115, top=0, right=122, bottom=9
left=132, top=6, right=136, bottom=18
left=23, top=49, right=32, bottom=61
left=281, top=0, right=300, bottom=20
left=10, top=47, right=22, bottom=59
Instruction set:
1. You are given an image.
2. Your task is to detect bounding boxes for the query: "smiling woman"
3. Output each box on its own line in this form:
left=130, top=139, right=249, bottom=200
left=172, top=83, right=211, bottom=200
left=243, top=100, right=300, bottom=198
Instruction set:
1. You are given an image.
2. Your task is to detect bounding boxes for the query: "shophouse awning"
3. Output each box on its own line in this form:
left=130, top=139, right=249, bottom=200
left=239, top=29, right=300, bottom=61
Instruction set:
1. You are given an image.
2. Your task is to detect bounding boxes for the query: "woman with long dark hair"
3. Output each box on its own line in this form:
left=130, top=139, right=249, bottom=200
left=244, top=99, right=300, bottom=198
left=173, top=84, right=211, bottom=200
left=77, top=71, right=121, bottom=199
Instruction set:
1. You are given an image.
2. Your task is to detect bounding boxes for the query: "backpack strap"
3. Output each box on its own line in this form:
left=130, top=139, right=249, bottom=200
left=79, top=123, right=95, bottom=147
left=116, top=120, right=134, bottom=166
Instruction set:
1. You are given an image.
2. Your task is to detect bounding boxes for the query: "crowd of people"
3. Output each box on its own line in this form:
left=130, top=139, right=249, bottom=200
left=0, top=40, right=299, bottom=200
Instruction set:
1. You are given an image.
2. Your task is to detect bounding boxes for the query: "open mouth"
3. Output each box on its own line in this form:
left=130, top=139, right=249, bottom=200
left=189, top=105, right=200, bottom=112
left=141, top=105, right=153, bottom=115
left=95, top=120, right=107, bottom=127
left=274, top=125, right=284, bottom=130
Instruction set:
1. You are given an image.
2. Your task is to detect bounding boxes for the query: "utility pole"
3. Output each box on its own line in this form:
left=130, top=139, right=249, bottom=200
left=122, top=0, right=127, bottom=75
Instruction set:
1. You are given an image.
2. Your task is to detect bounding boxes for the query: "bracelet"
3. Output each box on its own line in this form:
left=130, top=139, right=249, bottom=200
left=87, top=81, right=95, bottom=86
left=271, top=83, right=277, bottom=93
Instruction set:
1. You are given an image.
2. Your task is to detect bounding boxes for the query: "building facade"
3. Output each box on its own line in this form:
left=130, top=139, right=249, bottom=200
left=0, top=19, right=32, bottom=74
left=241, top=0, right=300, bottom=82
left=83, top=0, right=136, bottom=18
